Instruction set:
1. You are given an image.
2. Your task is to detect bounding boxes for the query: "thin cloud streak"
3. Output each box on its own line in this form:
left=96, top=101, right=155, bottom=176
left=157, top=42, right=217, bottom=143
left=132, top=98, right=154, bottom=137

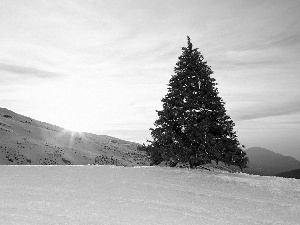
left=0, top=63, right=62, bottom=79
left=236, top=103, right=300, bottom=121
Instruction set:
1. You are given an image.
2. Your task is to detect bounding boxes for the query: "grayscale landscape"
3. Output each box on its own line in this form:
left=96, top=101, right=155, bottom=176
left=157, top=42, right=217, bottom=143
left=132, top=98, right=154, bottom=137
left=1, top=1, right=300, bottom=224
left=1, top=107, right=300, bottom=224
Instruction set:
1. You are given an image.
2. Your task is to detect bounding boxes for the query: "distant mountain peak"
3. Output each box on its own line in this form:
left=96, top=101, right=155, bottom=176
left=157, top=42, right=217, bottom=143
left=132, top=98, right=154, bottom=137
left=244, top=147, right=300, bottom=176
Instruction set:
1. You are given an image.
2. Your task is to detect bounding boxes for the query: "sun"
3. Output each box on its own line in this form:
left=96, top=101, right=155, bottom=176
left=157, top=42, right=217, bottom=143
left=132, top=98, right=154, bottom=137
left=62, top=129, right=87, bottom=148
left=61, top=123, right=87, bottom=133
left=53, top=123, right=87, bottom=148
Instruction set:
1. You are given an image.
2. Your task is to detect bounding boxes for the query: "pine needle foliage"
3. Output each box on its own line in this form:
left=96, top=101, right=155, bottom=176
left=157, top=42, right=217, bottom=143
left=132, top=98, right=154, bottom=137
left=146, top=36, right=248, bottom=169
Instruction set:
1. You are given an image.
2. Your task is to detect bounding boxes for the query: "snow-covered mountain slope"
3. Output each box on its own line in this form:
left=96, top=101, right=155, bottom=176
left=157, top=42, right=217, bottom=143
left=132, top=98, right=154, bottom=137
left=0, top=166, right=299, bottom=225
left=0, top=107, right=149, bottom=166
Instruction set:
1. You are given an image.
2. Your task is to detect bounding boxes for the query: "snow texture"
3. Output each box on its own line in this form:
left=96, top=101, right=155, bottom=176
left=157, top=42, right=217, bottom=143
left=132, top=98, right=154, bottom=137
left=0, top=166, right=300, bottom=225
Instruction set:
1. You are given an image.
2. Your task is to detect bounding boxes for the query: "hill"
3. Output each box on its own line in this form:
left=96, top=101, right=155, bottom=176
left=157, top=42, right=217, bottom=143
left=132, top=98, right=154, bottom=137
left=244, top=147, right=300, bottom=176
left=276, top=168, right=300, bottom=179
left=0, top=107, right=149, bottom=166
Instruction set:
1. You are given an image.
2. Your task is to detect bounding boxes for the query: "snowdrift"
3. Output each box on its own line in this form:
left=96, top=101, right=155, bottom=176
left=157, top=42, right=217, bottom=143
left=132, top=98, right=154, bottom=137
left=0, top=166, right=299, bottom=224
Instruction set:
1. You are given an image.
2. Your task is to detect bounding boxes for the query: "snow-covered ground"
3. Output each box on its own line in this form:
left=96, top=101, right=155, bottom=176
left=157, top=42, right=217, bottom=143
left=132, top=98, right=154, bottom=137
left=0, top=166, right=299, bottom=225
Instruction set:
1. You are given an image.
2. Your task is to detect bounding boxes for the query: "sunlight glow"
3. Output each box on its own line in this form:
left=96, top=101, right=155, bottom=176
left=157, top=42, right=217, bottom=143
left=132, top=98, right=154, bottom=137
left=53, top=128, right=87, bottom=149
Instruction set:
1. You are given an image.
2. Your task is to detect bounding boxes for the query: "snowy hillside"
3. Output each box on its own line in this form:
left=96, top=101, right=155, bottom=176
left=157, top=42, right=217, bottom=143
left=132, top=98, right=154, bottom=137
left=0, top=107, right=149, bottom=166
left=1, top=166, right=299, bottom=224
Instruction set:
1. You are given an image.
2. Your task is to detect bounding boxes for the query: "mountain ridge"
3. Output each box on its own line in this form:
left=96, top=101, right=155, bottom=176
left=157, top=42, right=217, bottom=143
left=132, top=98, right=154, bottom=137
left=0, top=107, right=149, bottom=166
left=276, top=168, right=300, bottom=179
left=244, top=147, right=300, bottom=176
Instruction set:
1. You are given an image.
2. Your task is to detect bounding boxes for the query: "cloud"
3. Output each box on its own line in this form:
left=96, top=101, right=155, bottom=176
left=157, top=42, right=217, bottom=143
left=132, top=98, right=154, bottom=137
left=269, top=33, right=300, bottom=49
left=236, top=99, right=300, bottom=121
left=228, top=32, right=300, bottom=53
left=0, top=63, right=61, bottom=78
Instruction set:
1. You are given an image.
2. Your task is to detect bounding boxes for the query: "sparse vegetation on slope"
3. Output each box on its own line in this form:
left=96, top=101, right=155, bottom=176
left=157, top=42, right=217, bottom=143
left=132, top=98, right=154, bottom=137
left=0, top=107, right=149, bottom=166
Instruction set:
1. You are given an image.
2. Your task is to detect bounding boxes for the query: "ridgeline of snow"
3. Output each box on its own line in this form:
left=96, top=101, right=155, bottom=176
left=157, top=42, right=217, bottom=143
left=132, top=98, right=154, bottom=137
left=1, top=166, right=299, bottom=224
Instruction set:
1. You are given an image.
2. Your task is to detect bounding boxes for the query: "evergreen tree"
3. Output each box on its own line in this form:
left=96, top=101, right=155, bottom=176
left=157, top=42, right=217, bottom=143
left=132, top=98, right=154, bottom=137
left=148, top=36, right=247, bottom=169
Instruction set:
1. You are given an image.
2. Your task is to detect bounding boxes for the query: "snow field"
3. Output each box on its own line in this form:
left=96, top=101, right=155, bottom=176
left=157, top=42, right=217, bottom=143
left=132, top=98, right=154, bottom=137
left=0, top=166, right=299, bottom=225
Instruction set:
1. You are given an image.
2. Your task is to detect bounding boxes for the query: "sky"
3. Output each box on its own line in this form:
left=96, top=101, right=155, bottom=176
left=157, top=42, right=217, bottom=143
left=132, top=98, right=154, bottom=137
left=0, top=0, right=300, bottom=159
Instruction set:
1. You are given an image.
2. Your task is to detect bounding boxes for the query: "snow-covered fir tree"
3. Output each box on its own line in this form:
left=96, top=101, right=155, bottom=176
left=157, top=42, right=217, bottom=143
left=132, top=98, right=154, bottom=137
left=147, top=36, right=248, bottom=169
